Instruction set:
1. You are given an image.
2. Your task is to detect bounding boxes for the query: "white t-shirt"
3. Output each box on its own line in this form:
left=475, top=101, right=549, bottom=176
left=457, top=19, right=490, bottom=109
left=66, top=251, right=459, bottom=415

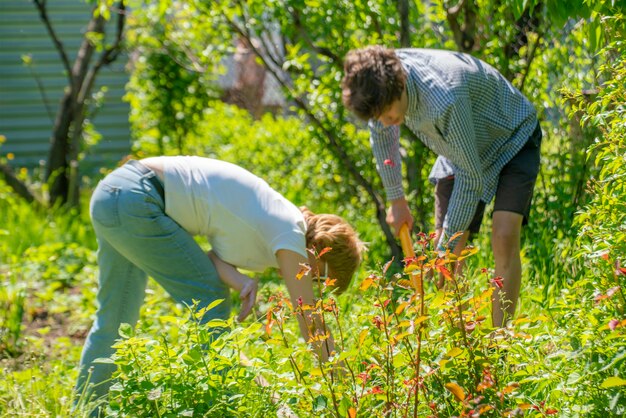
left=161, top=156, right=307, bottom=272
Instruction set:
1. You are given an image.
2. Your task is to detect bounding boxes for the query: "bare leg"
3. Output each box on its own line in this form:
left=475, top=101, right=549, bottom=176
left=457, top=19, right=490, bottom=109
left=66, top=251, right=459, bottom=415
left=491, top=211, right=523, bottom=327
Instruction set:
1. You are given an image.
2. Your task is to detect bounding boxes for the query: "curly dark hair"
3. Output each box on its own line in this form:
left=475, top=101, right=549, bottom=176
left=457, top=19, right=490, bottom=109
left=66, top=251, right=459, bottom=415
left=341, top=46, right=407, bottom=121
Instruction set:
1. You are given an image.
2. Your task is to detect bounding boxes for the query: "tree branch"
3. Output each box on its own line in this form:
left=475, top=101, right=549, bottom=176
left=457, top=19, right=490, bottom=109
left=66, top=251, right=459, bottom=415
left=222, top=10, right=402, bottom=258
left=0, top=162, right=44, bottom=208
left=79, top=1, right=127, bottom=105
left=288, top=8, right=341, bottom=64
left=518, top=30, right=542, bottom=93
left=446, top=0, right=476, bottom=52
left=396, top=0, right=411, bottom=47
left=33, top=0, right=72, bottom=81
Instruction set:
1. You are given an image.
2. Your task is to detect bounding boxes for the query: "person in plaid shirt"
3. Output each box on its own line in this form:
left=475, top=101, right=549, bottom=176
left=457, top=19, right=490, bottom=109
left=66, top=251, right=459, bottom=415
left=342, top=45, right=542, bottom=327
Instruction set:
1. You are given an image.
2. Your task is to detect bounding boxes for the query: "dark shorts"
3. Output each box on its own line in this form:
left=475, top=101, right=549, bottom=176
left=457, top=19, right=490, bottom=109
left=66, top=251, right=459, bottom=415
left=435, top=122, right=542, bottom=235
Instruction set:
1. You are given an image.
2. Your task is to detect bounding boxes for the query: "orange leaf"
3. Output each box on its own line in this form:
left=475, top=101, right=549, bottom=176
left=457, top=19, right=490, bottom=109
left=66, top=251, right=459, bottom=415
left=414, top=315, right=429, bottom=325
left=295, top=263, right=311, bottom=280
left=324, top=278, right=337, bottom=287
left=348, top=407, right=357, bottom=418
left=447, top=231, right=464, bottom=243
left=396, top=279, right=413, bottom=289
left=265, top=311, right=274, bottom=336
left=395, top=302, right=408, bottom=314
left=437, top=265, right=452, bottom=280
left=457, top=245, right=479, bottom=260
left=445, top=382, right=466, bottom=402
left=501, top=383, right=519, bottom=395
left=360, top=277, right=374, bottom=291
left=318, top=247, right=333, bottom=258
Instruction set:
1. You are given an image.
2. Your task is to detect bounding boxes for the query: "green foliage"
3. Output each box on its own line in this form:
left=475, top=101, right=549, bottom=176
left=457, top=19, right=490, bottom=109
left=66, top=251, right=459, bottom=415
left=0, top=336, right=86, bottom=416
left=95, top=239, right=566, bottom=417
left=0, top=279, right=25, bottom=357
left=574, top=40, right=626, bottom=286
left=104, top=306, right=278, bottom=417
left=563, top=36, right=626, bottom=416
left=122, top=0, right=620, bottom=276
left=125, top=0, right=224, bottom=155
left=2, top=1, right=626, bottom=417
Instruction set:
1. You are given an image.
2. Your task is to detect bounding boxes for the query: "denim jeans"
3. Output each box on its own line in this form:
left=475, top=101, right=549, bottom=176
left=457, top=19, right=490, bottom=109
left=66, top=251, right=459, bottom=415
left=76, top=161, right=231, bottom=402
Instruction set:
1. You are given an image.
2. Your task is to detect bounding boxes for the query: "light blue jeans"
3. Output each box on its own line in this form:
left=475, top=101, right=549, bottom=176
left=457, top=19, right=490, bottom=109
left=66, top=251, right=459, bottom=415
left=76, top=161, right=231, bottom=402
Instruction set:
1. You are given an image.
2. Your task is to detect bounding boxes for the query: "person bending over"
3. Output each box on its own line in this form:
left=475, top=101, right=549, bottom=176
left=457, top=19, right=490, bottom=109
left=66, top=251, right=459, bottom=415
left=341, top=46, right=541, bottom=327
left=76, top=156, right=363, bottom=405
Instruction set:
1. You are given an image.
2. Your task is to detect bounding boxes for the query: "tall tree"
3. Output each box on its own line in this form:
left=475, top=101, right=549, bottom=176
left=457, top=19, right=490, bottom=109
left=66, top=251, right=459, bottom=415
left=39, top=0, right=126, bottom=206
left=0, top=0, right=126, bottom=207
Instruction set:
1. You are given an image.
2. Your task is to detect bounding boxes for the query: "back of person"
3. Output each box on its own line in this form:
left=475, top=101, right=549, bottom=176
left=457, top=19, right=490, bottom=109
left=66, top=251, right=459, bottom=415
left=396, top=48, right=536, bottom=162
left=161, top=156, right=307, bottom=272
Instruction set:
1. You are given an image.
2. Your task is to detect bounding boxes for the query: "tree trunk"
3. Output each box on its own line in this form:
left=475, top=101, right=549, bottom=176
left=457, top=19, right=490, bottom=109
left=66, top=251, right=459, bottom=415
left=446, top=0, right=477, bottom=52
left=397, top=0, right=411, bottom=47
left=44, top=11, right=105, bottom=205
left=45, top=92, right=74, bottom=206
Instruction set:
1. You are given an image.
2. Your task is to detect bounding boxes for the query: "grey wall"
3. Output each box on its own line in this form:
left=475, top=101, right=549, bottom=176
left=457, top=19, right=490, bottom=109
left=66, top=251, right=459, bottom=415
left=0, top=0, right=131, bottom=172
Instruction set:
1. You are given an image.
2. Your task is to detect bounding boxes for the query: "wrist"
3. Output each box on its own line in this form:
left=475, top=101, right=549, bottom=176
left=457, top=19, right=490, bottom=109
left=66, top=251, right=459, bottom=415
left=390, top=196, right=407, bottom=205
left=233, top=275, right=253, bottom=292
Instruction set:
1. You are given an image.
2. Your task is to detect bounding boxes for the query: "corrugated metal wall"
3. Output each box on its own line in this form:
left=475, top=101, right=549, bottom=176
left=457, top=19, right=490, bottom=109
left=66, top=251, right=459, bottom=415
left=0, top=0, right=130, bottom=171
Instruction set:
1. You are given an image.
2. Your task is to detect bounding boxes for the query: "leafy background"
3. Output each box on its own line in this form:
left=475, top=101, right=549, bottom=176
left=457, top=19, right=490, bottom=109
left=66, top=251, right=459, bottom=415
left=1, top=0, right=625, bottom=417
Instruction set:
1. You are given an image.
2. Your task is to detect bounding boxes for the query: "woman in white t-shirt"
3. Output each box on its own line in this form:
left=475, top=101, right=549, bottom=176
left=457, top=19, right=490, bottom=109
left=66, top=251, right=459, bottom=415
left=76, top=156, right=363, bottom=402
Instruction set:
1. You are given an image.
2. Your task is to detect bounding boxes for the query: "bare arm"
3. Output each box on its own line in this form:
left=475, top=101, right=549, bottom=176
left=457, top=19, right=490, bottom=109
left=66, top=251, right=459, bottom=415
left=207, top=250, right=258, bottom=321
left=276, top=249, right=335, bottom=363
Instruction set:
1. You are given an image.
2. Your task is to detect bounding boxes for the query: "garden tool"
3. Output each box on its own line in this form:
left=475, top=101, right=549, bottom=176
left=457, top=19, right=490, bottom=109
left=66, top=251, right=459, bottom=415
left=399, top=224, right=423, bottom=295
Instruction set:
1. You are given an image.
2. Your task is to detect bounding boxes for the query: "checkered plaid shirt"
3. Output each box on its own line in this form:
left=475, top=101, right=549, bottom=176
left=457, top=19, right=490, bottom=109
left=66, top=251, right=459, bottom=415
left=369, top=48, right=537, bottom=246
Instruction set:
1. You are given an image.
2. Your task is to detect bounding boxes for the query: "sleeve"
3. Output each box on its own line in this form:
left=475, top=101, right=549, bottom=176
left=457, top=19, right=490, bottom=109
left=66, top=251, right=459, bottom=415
left=437, top=94, right=483, bottom=249
left=369, top=119, right=405, bottom=201
left=270, top=230, right=308, bottom=259
left=258, top=193, right=309, bottom=259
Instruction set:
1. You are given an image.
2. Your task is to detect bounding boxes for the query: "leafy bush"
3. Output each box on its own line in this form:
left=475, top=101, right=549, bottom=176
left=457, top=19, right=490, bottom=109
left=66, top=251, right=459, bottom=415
left=104, top=302, right=279, bottom=417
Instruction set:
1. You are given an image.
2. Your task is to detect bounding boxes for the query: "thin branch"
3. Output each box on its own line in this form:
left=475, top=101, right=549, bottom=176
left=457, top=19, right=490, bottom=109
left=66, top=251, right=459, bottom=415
left=169, top=16, right=208, bottom=73
left=79, top=1, right=127, bottom=104
left=26, top=62, right=55, bottom=122
left=446, top=0, right=476, bottom=52
left=0, top=162, right=44, bottom=207
left=259, top=30, right=286, bottom=72
left=288, top=8, right=341, bottom=63
left=260, top=30, right=283, bottom=66
left=33, top=0, right=72, bottom=81
left=447, top=0, right=466, bottom=16
left=518, top=31, right=543, bottom=93
left=222, top=11, right=400, bottom=257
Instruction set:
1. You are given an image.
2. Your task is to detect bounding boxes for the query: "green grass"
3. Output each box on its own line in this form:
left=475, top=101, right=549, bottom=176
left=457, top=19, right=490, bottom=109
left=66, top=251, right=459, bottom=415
left=1, top=176, right=624, bottom=417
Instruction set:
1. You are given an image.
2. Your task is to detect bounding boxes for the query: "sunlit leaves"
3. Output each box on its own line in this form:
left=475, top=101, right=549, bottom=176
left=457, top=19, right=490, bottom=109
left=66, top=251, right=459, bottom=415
left=601, top=376, right=626, bottom=388
left=445, top=382, right=466, bottom=402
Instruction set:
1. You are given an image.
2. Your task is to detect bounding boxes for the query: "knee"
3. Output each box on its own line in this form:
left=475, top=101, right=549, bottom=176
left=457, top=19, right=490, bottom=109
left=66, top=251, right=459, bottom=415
left=491, top=225, right=521, bottom=253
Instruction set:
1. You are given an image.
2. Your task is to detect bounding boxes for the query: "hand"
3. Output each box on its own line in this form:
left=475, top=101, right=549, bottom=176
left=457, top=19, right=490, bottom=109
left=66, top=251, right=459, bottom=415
left=237, top=279, right=258, bottom=322
left=386, top=197, right=413, bottom=236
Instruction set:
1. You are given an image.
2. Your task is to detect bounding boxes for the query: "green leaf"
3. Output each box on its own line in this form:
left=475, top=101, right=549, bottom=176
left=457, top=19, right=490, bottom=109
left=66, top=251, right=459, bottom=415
left=205, top=298, right=225, bottom=312
left=601, top=376, right=626, bottom=388
left=313, top=395, right=327, bottom=411
left=118, top=323, right=134, bottom=338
